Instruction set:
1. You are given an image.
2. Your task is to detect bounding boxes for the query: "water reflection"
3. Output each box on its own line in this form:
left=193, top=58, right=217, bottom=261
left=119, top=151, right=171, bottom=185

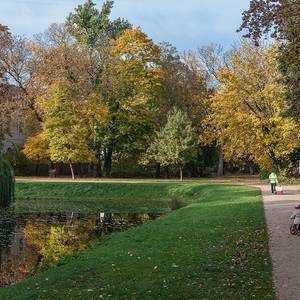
left=0, top=211, right=160, bottom=287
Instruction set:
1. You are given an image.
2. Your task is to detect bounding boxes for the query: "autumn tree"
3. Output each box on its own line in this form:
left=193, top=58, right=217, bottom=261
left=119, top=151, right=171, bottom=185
left=0, top=25, right=27, bottom=145
left=0, top=24, right=42, bottom=127
left=63, top=0, right=132, bottom=176
left=66, top=0, right=131, bottom=89
left=142, top=108, right=197, bottom=181
left=32, top=24, right=93, bottom=95
left=203, top=42, right=299, bottom=170
left=159, top=43, right=210, bottom=131
left=41, top=85, right=95, bottom=179
left=22, top=133, right=50, bottom=162
left=92, top=27, right=163, bottom=176
left=239, top=0, right=300, bottom=121
left=155, top=43, right=211, bottom=177
left=196, top=43, right=232, bottom=176
left=0, top=24, right=10, bottom=84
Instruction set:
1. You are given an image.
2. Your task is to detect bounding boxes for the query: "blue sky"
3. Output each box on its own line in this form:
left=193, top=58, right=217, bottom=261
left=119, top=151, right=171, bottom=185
left=0, top=0, right=250, bottom=51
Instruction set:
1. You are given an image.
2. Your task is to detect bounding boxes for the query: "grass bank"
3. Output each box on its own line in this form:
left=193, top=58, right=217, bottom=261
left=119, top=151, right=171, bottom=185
left=1, top=183, right=274, bottom=299
left=15, top=181, right=187, bottom=213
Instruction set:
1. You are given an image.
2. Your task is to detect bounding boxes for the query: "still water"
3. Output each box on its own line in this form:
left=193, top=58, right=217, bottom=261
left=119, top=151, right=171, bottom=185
left=0, top=211, right=160, bottom=287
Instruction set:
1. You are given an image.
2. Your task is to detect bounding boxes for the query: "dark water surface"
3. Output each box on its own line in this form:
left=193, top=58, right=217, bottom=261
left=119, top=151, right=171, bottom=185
left=0, top=211, right=160, bottom=287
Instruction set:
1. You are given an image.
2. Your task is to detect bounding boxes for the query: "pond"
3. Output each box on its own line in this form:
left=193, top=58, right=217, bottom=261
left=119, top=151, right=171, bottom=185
left=0, top=211, right=161, bottom=287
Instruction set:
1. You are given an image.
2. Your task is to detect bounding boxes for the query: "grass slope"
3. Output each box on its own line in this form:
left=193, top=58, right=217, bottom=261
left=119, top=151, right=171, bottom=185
left=15, top=181, right=185, bottom=213
left=1, top=183, right=274, bottom=299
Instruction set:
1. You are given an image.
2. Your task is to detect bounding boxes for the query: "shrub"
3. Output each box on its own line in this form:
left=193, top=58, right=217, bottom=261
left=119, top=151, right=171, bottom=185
left=169, top=195, right=186, bottom=211
left=0, top=153, right=15, bottom=208
left=259, top=170, right=271, bottom=180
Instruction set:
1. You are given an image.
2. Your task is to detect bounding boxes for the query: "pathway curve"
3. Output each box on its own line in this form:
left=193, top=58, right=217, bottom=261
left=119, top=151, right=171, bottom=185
left=260, top=185, right=300, bottom=300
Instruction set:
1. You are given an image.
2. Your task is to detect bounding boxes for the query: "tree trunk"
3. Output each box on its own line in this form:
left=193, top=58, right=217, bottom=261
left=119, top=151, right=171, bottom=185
left=248, top=160, right=255, bottom=175
left=69, top=162, right=75, bottom=180
left=103, top=145, right=113, bottom=177
left=96, top=159, right=102, bottom=177
left=93, top=149, right=103, bottom=177
left=217, top=147, right=224, bottom=177
left=165, top=166, right=170, bottom=179
left=155, top=164, right=161, bottom=178
left=179, top=167, right=183, bottom=182
left=35, top=161, right=40, bottom=176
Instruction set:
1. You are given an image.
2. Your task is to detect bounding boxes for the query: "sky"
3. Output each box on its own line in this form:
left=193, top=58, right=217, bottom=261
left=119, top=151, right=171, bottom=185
left=0, top=0, right=251, bottom=51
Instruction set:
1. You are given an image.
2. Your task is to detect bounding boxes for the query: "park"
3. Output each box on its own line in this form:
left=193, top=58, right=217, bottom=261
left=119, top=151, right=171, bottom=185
left=1, top=0, right=300, bottom=299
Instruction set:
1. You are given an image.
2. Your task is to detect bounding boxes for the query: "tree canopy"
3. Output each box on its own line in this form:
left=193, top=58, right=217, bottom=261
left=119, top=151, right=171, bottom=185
left=142, top=108, right=197, bottom=181
left=203, top=42, right=299, bottom=170
left=3, top=0, right=300, bottom=178
left=239, top=0, right=300, bottom=120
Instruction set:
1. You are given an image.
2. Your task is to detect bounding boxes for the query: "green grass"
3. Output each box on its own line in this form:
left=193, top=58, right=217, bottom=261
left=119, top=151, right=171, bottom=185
left=15, top=181, right=188, bottom=213
left=1, top=183, right=274, bottom=299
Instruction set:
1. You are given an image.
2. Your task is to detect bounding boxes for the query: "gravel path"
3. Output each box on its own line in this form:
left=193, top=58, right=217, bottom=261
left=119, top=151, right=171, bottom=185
left=260, top=185, right=300, bottom=300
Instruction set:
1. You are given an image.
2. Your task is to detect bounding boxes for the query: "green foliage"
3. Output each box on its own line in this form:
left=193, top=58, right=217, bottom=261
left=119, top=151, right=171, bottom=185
left=66, top=0, right=131, bottom=47
left=92, top=27, right=163, bottom=176
left=0, top=184, right=274, bottom=299
left=4, top=146, right=32, bottom=176
left=159, top=42, right=210, bottom=132
left=259, top=170, right=272, bottom=180
left=142, top=108, right=197, bottom=180
left=0, top=210, right=16, bottom=251
left=169, top=194, right=186, bottom=210
left=0, top=152, right=15, bottom=208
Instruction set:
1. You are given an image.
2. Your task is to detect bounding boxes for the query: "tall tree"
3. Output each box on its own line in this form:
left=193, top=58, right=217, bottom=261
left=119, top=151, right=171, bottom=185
left=66, top=0, right=131, bottom=48
left=142, top=108, right=197, bottom=181
left=0, top=25, right=31, bottom=145
left=64, top=1, right=132, bottom=176
left=94, top=27, right=163, bottom=176
left=238, top=0, right=300, bottom=121
left=197, top=44, right=231, bottom=176
left=0, top=24, right=41, bottom=124
left=66, top=0, right=131, bottom=89
left=41, top=85, right=95, bottom=180
left=32, top=24, right=92, bottom=96
left=159, top=43, right=210, bottom=131
left=203, top=42, right=299, bottom=170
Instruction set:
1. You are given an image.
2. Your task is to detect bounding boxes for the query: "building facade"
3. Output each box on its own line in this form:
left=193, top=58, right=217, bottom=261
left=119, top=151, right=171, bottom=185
left=3, top=121, right=26, bottom=152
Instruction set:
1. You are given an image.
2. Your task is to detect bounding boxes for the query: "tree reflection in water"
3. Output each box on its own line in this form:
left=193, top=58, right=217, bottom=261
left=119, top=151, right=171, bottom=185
left=0, top=212, right=160, bottom=286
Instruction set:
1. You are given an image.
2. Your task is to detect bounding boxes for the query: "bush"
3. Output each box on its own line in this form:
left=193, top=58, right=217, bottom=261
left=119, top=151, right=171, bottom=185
left=169, top=195, right=186, bottom=211
left=0, top=153, right=15, bottom=208
left=259, top=170, right=271, bottom=180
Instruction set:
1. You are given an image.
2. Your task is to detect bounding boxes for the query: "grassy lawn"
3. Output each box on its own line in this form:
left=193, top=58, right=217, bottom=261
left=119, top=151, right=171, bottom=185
left=1, top=183, right=274, bottom=299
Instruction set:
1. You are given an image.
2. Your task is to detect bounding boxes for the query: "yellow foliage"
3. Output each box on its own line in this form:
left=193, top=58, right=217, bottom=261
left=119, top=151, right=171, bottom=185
left=203, top=42, right=299, bottom=169
left=111, top=27, right=163, bottom=109
left=24, top=219, right=96, bottom=269
left=41, top=84, right=95, bottom=164
left=22, top=133, right=50, bottom=162
left=86, top=89, right=109, bottom=125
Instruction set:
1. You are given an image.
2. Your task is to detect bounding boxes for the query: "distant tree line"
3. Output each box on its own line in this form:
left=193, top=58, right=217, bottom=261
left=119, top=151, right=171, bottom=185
left=0, top=0, right=299, bottom=179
